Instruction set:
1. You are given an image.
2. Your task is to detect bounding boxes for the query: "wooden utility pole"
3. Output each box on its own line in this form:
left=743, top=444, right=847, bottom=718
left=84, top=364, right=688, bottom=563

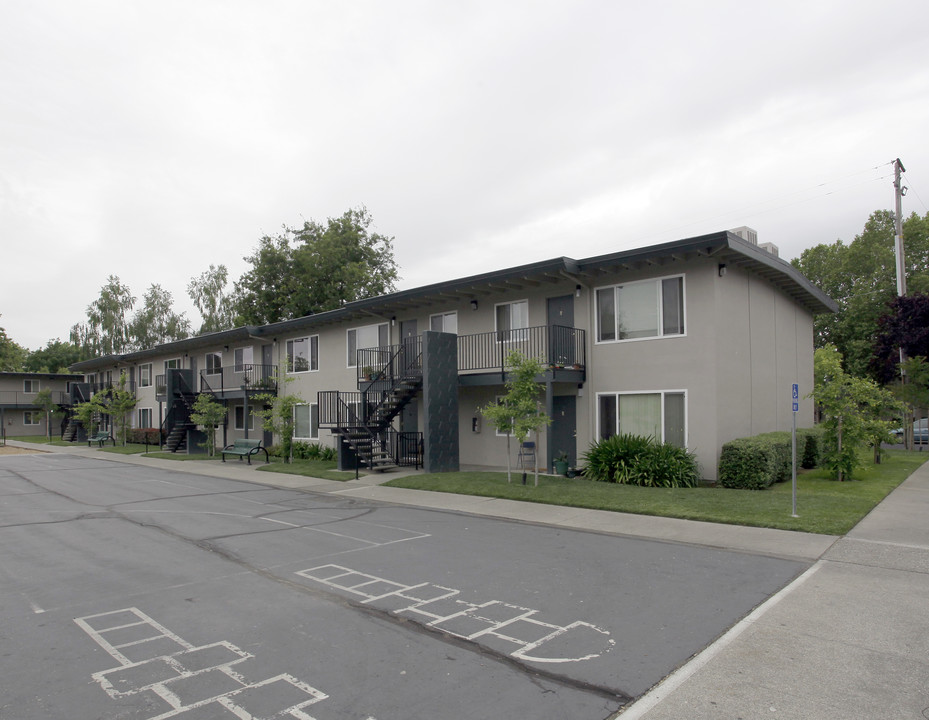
left=893, top=158, right=910, bottom=448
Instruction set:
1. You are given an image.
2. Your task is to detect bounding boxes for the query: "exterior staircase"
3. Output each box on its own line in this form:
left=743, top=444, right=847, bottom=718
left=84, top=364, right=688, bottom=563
left=161, top=374, right=197, bottom=453
left=319, top=340, right=424, bottom=472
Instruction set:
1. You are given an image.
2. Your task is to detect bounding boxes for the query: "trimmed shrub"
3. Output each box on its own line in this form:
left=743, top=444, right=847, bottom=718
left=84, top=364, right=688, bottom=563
left=127, top=428, right=161, bottom=445
left=582, top=434, right=700, bottom=488
left=718, top=428, right=823, bottom=490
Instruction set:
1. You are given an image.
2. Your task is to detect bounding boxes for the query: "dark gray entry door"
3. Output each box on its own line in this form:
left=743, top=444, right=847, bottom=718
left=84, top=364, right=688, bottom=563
left=551, top=395, right=577, bottom=467
left=547, top=295, right=576, bottom=366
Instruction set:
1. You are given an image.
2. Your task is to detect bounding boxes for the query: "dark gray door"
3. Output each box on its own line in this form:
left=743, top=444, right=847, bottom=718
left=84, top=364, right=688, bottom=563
left=551, top=396, right=577, bottom=467
left=547, top=295, right=575, bottom=366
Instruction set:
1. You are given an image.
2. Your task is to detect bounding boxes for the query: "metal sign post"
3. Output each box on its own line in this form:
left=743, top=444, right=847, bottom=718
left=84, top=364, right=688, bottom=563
left=791, top=383, right=799, bottom=518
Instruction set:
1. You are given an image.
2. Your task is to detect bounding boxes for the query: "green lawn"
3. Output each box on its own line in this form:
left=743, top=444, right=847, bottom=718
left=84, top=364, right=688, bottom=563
left=257, top=458, right=362, bottom=482
left=384, top=449, right=928, bottom=535
left=4, top=435, right=74, bottom=446
left=141, top=452, right=217, bottom=461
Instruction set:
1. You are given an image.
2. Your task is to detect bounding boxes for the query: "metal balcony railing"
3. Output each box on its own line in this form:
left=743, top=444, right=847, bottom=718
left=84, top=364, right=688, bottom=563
left=199, top=364, right=279, bottom=396
left=456, top=324, right=585, bottom=375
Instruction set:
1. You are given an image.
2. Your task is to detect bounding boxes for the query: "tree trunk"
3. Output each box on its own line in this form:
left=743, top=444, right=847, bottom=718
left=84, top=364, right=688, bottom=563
left=505, top=433, right=512, bottom=483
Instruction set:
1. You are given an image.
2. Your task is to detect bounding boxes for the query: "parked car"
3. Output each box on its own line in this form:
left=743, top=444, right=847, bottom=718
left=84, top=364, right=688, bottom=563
left=891, top=418, right=929, bottom=444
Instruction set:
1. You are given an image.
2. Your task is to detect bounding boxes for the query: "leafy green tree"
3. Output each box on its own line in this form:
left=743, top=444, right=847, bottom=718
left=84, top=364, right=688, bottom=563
left=480, top=351, right=550, bottom=485
left=94, top=372, right=138, bottom=445
left=25, top=339, right=87, bottom=373
left=188, top=264, right=236, bottom=334
left=234, top=207, right=399, bottom=325
left=253, top=377, right=303, bottom=463
left=189, top=393, right=227, bottom=456
left=793, top=210, right=929, bottom=377
left=70, top=276, right=136, bottom=356
left=0, top=316, right=28, bottom=371
left=129, top=284, right=191, bottom=350
left=813, top=345, right=902, bottom=479
left=870, top=293, right=929, bottom=383
left=32, top=387, right=65, bottom=441
left=73, top=394, right=107, bottom=438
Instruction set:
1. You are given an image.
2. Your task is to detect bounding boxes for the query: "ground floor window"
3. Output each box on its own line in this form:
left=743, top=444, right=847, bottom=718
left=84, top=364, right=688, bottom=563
left=23, top=411, right=40, bottom=425
left=597, top=391, right=686, bottom=447
left=138, top=408, right=153, bottom=428
left=293, top=403, right=319, bottom=440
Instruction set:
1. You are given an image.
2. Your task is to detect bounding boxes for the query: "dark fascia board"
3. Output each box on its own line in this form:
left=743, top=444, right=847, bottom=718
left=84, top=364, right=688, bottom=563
left=575, top=231, right=837, bottom=315
left=0, top=372, right=83, bottom=381
left=68, top=326, right=260, bottom=372
left=68, top=230, right=836, bottom=369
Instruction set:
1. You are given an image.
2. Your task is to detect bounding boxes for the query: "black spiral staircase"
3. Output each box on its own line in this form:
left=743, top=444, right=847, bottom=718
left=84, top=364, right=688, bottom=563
left=161, top=373, right=197, bottom=453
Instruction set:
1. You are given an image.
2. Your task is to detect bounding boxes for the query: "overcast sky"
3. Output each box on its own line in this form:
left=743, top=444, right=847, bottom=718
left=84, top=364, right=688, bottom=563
left=2, top=0, right=928, bottom=350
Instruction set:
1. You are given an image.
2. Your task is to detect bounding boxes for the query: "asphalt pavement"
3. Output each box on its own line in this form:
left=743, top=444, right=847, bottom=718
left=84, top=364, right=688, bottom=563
left=8, top=440, right=929, bottom=719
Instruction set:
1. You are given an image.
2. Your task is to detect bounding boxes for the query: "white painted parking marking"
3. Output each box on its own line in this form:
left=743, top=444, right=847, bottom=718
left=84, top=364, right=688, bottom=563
left=296, top=564, right=615, bottom=664
left=75, top=607, right=374, bottom=720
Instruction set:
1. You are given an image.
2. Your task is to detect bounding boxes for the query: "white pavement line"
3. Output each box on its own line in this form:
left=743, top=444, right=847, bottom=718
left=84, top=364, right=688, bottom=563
left=843, top=536, right=929, bottom=551
left=614, top=561, right=823, bottom=719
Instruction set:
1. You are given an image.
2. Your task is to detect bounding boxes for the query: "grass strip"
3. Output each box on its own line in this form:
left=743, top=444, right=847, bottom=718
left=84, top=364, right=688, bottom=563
left=385, top=449, right=928, bottom=535
left=257, top=458, right=361, bottom=482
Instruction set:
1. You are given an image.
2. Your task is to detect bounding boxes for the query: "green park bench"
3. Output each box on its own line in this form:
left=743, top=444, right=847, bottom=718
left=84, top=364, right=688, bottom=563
left=221, top=438, right=269, bottom=465
left=87, top=432, right=115, bottom=447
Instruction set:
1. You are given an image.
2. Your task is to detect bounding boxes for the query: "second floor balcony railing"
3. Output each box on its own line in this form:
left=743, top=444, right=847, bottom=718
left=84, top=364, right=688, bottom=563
left=199, top=364, right=279, bottom=396
left=457, top=324, right=585, bottom=375
left=0, top=390, right=72, bottom=407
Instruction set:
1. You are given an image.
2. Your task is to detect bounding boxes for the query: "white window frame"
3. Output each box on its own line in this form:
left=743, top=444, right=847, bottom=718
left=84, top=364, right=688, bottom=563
left=293, top=402, right=320, bottom=440
left=494, top=299, right=529, bottom=342
left=234, top=347, right=254, bottom=372
left=346, top=323, right=389, bottom=368
left=234, top=405, right=254, bottom=431
left=139, top=363, right=153, bottom=388
left=430, top=311, right=458, bottom=334
left=287, top=336, right=319, bottom=373
left=494, top=395, right=510, bottom=437
left=164, top=358, right=181, bottom=370
left=138, top=407, right=153, bottom=428
left=23, top=410, right=40, bottom=425
left=595, top=274, right=686, bottom=344
left=204, top=352, right=223, bottom=375
left=595, top=389, right=688, bottom=448
left=23, top=379, right=40, bottom=393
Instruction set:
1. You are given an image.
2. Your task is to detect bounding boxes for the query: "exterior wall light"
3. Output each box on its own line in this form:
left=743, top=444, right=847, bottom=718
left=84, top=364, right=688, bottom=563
left=470, top=300, right=478, bottom=311
left=718, top=264, right=727, bottom=277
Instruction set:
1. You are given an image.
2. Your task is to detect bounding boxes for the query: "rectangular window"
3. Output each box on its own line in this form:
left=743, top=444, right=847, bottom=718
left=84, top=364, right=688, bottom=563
left=596, top=276, right=685, bottom=342
left=430, top=312, right=458, bottom=334
left=164, top=358, right=181, bottom=371
left=140, top=364, right=153, bottom=387
left=287, top=336, right=319, bottom=373
left=597, top=391, right=687, bottom=448
left=293, top=403, right=319, bottom=440
left=24, top=411, right=40, bottom=425
left=346, top=323, right=389, bottom=367
left=495, top=300, right=529, bottom=341
left=205, top=352, right=222, bottom=374
left=23, top=379, right=40, bottom=393
left=234, top=347, right=253, bottom=372
left=234, top=405, right=253, bottom=430
left=138, top=408, right=153, bottom=428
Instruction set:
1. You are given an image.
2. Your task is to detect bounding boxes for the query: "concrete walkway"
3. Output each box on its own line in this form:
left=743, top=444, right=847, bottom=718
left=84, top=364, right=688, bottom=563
left=8, top=441, right=929, bottom=718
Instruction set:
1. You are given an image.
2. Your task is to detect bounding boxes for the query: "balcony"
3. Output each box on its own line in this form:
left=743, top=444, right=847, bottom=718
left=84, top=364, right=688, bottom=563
left=457, top=324, right=585, bottom=382
left=199, top=364, right=279, bottom=399
left=0, top=390, right=72, bottom=408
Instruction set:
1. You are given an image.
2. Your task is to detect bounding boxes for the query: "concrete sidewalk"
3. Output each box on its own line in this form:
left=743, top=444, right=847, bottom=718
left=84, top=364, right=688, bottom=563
left=8, top=441, right=929, bottom=717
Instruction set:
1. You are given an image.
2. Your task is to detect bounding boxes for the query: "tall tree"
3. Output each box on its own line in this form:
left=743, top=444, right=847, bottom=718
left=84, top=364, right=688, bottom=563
left=70, top=275, right=136, bottom=356
left=793, top=210, right=929, bottom=377
left=25, top=339, right=87, bottom=373
left=0, top=315, right=28, bottom=371
left=234, top=207, right=399, bottom=325
left=870, top=293, right=929, bottom=384
left=32, top=387, right=65, bottom=442
left=129, top=284, right=191, bottom=350
left=188, top=264, right=236, bottom=334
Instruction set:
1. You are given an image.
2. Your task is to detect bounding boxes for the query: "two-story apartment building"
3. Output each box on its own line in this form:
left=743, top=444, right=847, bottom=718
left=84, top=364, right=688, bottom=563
left=69, top=231, right=835, bottom=480
left=0, top=372, right=83, bottom=438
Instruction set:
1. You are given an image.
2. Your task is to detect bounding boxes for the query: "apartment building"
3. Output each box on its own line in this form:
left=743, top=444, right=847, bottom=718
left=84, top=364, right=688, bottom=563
left=0, top=372, right=82, bottom=438
left=69, top=231, right=835, bottom=480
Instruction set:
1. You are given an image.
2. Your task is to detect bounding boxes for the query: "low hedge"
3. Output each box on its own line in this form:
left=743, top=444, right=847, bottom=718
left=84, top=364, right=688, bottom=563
left=126, top=428, right=161, bottom=445
left=718, top=428, right=822, bottom=490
